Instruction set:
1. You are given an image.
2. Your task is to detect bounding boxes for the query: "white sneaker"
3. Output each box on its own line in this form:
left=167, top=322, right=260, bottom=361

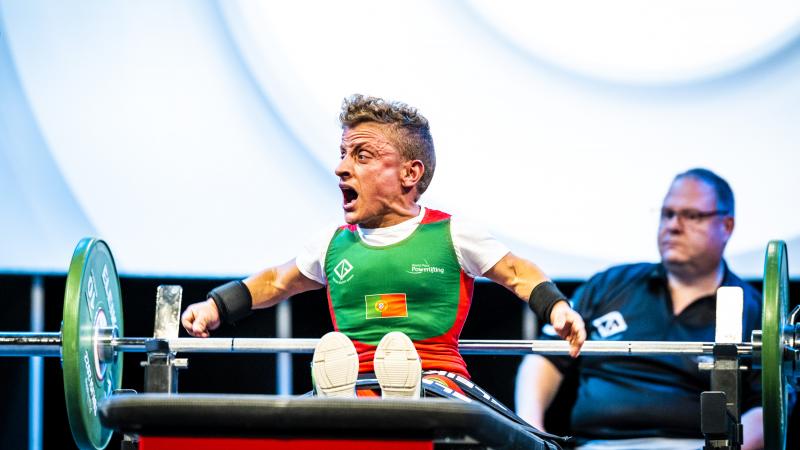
left=312, top=331, right=359, bottom=398
left=374, top=331, right=422, bottom=399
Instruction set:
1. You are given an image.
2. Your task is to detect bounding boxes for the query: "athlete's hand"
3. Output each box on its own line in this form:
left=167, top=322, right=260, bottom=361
left=549, top=301, right=586, bottom=358
left=181, top=299, right=221, bottom=338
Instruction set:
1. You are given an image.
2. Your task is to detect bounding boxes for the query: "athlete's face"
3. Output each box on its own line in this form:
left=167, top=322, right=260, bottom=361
left=336, top=122, right=408, bottom=228
left=657, top=177, right=733, bottom=276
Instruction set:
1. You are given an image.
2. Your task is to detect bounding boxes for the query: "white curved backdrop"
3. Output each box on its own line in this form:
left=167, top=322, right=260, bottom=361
left=1, top=0, right=799, bottom=278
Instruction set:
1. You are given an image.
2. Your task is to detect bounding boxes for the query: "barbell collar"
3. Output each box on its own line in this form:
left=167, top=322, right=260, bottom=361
left=751, top=330, right=763, bottom=368
left=95, top=326, right=117, bottom=363
left=788, top=305, right=800, bottom=353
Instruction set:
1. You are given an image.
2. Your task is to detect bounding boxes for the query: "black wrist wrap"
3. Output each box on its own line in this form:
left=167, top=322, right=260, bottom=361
left=528, top=281, right=567, bottom=325
left=208, top=280, right=253, bottom=324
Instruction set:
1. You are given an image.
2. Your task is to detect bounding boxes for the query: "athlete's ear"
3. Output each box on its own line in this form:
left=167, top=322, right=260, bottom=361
left=401, top=160, right=424, bottom=188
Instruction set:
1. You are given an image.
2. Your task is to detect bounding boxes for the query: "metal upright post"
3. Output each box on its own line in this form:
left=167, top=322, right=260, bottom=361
left=276, top=300, right=292, bottom=395
left=701, top=344, right=743, bottom=450
left=141, top=286, right=187, bottom=393
left=28, top=276, right=44, bottom=450
left=701, top=287, right=745, bottom=450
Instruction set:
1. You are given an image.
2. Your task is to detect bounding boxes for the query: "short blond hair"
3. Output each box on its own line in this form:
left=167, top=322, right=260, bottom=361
left=339, top=94, right=436, bottom=196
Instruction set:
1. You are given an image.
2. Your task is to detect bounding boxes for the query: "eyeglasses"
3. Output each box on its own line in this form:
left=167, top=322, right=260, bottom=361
left=660, top=208, right=729, bottom=224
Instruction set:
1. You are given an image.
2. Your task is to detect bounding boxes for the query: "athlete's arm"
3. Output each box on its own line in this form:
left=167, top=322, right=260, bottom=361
left=484, top=252, right=586, bottom=356
left=181, top=259, right=323, bottom=337
left=245, top=259, right=325, bottom=309
left=515, top=355, right=564, bottom=430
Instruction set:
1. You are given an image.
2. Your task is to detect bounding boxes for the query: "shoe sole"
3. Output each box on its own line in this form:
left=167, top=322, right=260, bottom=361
left=374, top=331, right=421, bottom=399
left=312, top=331, right=358, bottom=398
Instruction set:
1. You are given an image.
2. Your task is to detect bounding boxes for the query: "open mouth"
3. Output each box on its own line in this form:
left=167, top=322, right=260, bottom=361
left=340, top=184, right=358, bottom=210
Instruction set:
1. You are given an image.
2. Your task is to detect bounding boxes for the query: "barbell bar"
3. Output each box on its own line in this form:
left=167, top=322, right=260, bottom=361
left=0, top=237, right=796, bottom=450
left=0, top=333, right=757, bottom=357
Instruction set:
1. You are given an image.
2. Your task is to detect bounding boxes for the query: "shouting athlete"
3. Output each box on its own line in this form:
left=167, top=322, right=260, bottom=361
left=181, top=95, right=585, bottom=432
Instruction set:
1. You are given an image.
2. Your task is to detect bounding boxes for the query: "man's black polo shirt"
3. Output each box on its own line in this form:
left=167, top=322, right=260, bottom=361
left=542, top=262, right=762, bottom=440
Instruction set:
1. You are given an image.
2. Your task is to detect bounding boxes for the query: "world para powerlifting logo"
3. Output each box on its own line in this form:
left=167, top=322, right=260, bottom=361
left=407, top=260, right=445, bottom=275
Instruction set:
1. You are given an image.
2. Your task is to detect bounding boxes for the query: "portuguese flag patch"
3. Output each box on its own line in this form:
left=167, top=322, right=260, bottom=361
left=365, top=293, right=408, bottom=319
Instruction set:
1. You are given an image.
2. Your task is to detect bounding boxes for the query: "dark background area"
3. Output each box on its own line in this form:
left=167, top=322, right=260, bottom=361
left=1, top=274, right=798, bottom=449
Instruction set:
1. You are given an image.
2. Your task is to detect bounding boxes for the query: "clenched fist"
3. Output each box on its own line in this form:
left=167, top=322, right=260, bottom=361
left=181, top=299, right=221, bottom=338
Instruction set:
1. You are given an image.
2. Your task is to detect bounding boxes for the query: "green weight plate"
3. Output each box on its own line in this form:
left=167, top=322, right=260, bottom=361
left=762, top=240, right=789, bottom=450
left=62, top=238, right=124, bottom=450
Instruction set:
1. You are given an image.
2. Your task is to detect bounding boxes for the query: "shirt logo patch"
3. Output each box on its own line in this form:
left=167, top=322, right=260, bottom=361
left=407, top=260, right=445, bottom=275
left=592, top=311, right=628, bottom=339
left=332, top=259, right=353, bottom=284
left=365, top=293, right=408, bottom=319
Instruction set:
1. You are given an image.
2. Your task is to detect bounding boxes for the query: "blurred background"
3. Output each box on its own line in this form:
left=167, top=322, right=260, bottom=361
left=1, top=0, right=799, bottom=448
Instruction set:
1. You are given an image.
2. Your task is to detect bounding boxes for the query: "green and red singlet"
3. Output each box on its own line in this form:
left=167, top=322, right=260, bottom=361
left=324, top=209, right=474, bottom=378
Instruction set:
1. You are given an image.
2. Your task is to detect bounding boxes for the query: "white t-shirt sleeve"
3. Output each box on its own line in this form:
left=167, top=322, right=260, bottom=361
left=295, top=226, right=338, bottom=285
left=450, top=216, right=510, bottom=278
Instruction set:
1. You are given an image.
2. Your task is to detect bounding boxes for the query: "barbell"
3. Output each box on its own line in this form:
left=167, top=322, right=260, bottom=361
left=0, top=238, right=797, bottom=450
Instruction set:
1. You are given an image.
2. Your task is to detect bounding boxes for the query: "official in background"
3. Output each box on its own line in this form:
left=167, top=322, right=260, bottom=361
left=515, top=168, right=763, bottom=450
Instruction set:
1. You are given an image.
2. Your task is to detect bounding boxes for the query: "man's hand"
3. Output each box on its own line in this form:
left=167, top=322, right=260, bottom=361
left=181, top=299, right=221, bottom=338
left=549, top=301, right=586, bottom=357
